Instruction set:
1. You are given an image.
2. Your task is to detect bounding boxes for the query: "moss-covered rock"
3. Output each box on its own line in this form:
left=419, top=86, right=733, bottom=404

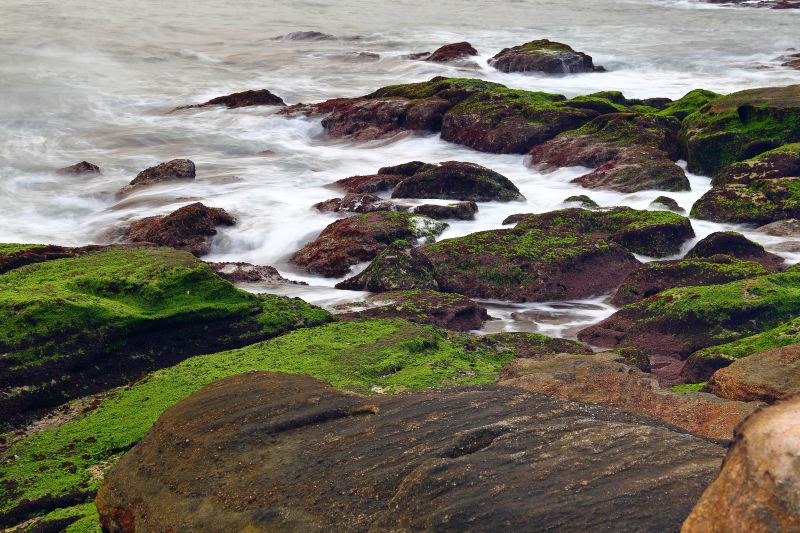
left=690, top=176, right=800, bottom=224
left=610, top=255, right=768, bottom=306
left=0, top=246, right=331, bottom=427
left=649, top=196, right=685, bottom=213
left=681, top=85, right=800, bottom=175
left=685, top=231, right=784, bottom=272
left=488, top=39, right=605, bottom=74
left=563, top=195, right=599, bottom=208
left=657, top=89, right=721, bottom=121
left=0, top=319, right=517, bottom=529
left=529, top=112, right=689, bottom=193
left=412, top=201, right=478, bottom=220
left=478, top=331, right=592, bottom=358
left=391, top=161, right=523, bottom=201
left=290, top=212, right=447, bottom=277
left=336, top=241, right=438, bottom=292
left=421, top=207, right=692, bottom=302
left=0, top=243, right=105, bottom=275
left=711, top=142, right=800, bottom=186
left=339, top=290, right=490, bottom=331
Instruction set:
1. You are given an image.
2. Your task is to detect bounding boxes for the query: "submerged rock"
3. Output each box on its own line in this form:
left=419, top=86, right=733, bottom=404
left=707, top=344, right=800, bottom=403
left=97, top=372, right=725, bottom=533
left=488, top=39, right=605, bottom=74
left=413, top=201, right=478, bottom=220
left=208, top=262, right=306, bottom=286
left=682, top=396, right=800, bottom=532
left=685, top=231, right=784, bottom=272
left=500, top=352, right=758, bottom=440
left=562, top=194, right=599, bottom=208
left=650, top=195, right=685, bottom=213
left=336, top=242, right=439, bottom=292
left=339, top=290, right=490, bottom=331
left=290, top=212, right=447, bottom=277
left=119, top=158, right=196, bottom=195
left=174, top=89, right=285, bottom=111
left=425, top=41, right=478, bottom=62
left=391, top=161, right=523, bottom=201
left=334, top=172, right=408, bottom=194
left=122, top=202, right=235, bottom=256
left=56, top=161, right=101, bottom=175
left=313, top=193, right=400, bottom=213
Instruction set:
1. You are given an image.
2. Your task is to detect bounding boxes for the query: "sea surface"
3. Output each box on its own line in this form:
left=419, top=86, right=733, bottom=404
left=1, top=0, right=799, bottom=336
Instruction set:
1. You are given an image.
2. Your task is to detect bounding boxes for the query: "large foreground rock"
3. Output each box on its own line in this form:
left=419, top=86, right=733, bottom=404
left=122, top=202, right=235, bottom=256
left=682, top=397, right=800, bottom=532
left=488, top=39, right=605, bottom=74
left=97, top=372, right=725, bottom=532
left=707, top=344, right=800, bottom=403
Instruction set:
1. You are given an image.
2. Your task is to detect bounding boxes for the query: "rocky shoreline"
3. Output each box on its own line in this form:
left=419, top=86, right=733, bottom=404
left=1, top=34, right=800, bottom=533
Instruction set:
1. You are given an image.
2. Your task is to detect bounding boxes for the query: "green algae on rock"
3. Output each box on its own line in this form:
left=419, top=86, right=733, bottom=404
left=488, top=39, right=606, bottom=74
left=0, top=318, right=516, bottom=529
left=336, top=241, right=439, bottom=292
left=0, top=246, right=331, bottom=426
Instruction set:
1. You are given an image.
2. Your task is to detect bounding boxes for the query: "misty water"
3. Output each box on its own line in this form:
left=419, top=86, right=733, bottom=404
left=1, top=0, right=799, bottom=336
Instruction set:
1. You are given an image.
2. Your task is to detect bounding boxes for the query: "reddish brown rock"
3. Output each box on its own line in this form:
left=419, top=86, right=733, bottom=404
left=712, top=143, right=800, bottom=186
left=119, top=159, right=195, bottom=195
left=479, top=331, right=592, bottom=358
left=686, top=231, right=784, bottom=272
left=682, top=397, right=800, bottom=532
left=500, top=352, right=759, bottom=440
left=334, top=173, right=406, bottom=194
left=290, top=212, right=446, bottom=277
left=426, top=42, right=478, bottom=62
left=56, top=161, right=101, bottom=175
left=174, top=89, right=285, bottom=111
left=707, top=344, right=800, bottom=403
left=489, top=39, right=605, bottom=74
left=207, top=262, right=306, bottom=286
left=312, top=193, right=400, bottom=213
left=413, top=201, right=478, bottom=220
left=97, top=372, right=726, bottom=533
left=0, top=244, right=107, bottom=275
left=391, top=161, right=523, bottom=202
left=122, top=202, right=235, bottom=256
left=339, top=290, right=490, bottom=331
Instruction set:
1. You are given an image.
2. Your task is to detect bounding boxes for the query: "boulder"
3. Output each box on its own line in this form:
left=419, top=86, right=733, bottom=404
left=682, top=397, right=800, bottom=532
left=563, top=194, right=599, bottom=208
left=290, top=212, right=447, bottom=277
left=174, top=89, right=285, bottom=111
left=425, top=41, right=478, bottom=62
left=413, top=201, right=478, bottom=220
left=650, top=195, right=685, bottom=213
left=339, top=290, right=490, bottom=331
left=756, top=218, right=800, bottom=236
left=685, top=231, right=784, bottom=272
left=711, top=142, right=800, bottom=186
left=334, top=173, right=408, bottom=194
left=478, top=331, right=592, bottom=358
left=122, top=202, right=235, bottom=256
left=611, top=255, right=768, bottom=306
left=56, top=161, right=100, bottom=175
left=488, top=39, right=605, bottom=74
left=706, top=344, right=800, bottom=403
left=119, top=159, right=196, bottom=195
left=500, top=352, right=759, bottom=440
left=97, top=372, right=726, bottom=533
left=391, top=161, right=523, bottom=201
left=529, top=113, right=689, bottom=193
left=207, top=262, right=306, bottom=286
left=681, top=85, right=800, bottom=175
left=335, top=242, right=439, bottom=292
left=313, top=193, right=399, bottom=213
left=422, top=207, right=693, bottom=302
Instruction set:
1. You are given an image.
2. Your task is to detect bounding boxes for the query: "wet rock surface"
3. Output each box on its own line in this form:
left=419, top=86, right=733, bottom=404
left=97, top=371, right=725, bottom=533
left=391, top=161, right=523, bottom=201
left=174, top=88, right=285, bottom=110
left=0, top=244, right=106, bottom=275
left=650, top=195, right=685, bottom=212
left=488, top=39, right=605, bottom=74
left=56, top=161, right=101, bottom=175
left=500, top=352, right=759, bottom=440
left=682, top=396, right=800, bottom=532
left=707, top=344, right=800, bottom=403
left=313, top=193, right=399, bottom=213
left=208, top=262, right=305, bottom=285
left=425, top=41, right=478, bottom=62
left=336, top=242, right=439, bottom=291
left=290, top=212, right=446, bottom=277
left=339, top=290, right=490, bottom=331
left=122, top=202, right=235, bottom=256
left=119, top=158, right=196, bottom=195
left=685, top=231, right=785, bottom=272
left=413, top=201, right=478, bottom=220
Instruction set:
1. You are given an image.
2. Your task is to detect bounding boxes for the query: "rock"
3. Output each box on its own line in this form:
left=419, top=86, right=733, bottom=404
left=0, top=247, right=331, bottom=427
left=207, top=262, right=306, bottom=285
left=413, top=201, right=478, bottom=220
left=488, top=39, right=605, bottom=74
left=681, top=85, right=800, bottom=175
left=422, top=207, right=693, bottom=302
left=97, top=372, right=726, bottom=533
left=711, top=142, right=800, bottom=186
left=756, top=218, right=800, bottom=236
left=529, top=113, right=689, bottom=193
left=290, top=212, right=447, bottom=277
left=562, top=195, right=599, bottom=208
left=56, top=161, right=100, bottom=175
left=122, top=202, right=235, bottom=256
left=334, top=173, right=408, bottom=194
left=611, top=255, right=768, bottom=306
left=685, top=231, right=784, bottom=272
left=691, top=177, right=800, bottom=224
left=425, top=41, right=478, bottom=62
left=312, top=193, right=393, bottom=213
left=655, top=89, right=721, bottom=121
left=378, top=161, right=432, bottom=176
left=682, top=397, right=800, bottom=532
left=650, top=195, right=685, bottom=213
left=119, top=159, right=196, bottom=195
left=500, top=352, right=759, bottom=440
left=391, top=161, right=523, bottom=201
left=478, top=331, right=592, bottom=358
left=0, top=243, right=105, bottom=275
left=707, top=344, right=800, bottom=403
left=174, top=89, right=285, bottom=111
left=335, top=242, right=439, bottom=291
left=339, top=290, right=489, bottom=331
left=272, top=31, right=337, bottom=41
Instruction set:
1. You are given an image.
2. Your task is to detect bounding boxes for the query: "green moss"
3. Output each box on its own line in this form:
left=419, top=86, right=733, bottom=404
left=0, top=243, right=44, bottom=255
left=511, top=39, right=576, bottom=53
left=692, top=316, right=800, bottom=362
left=0, top=319, right=515, bottom=527
left=671, top=382, right=707, bottom=393
left=690, top=177, right=800, bottom=224
left=23, top=503, right=100, bottom=533
left=367, top=77, right=504, bottom=101
left=658, top=89, right=720, bottom=121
